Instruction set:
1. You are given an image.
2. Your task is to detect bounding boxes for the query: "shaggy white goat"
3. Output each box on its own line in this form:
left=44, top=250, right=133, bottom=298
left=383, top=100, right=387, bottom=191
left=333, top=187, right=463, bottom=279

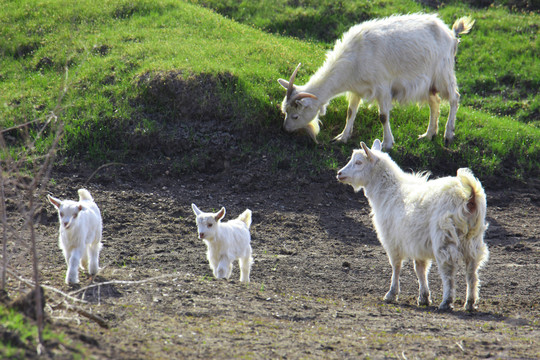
left=48, top=189, right=103, bottom=284
left=278, top=14, right=474, bottom=149
left=191, top=204, right=253, bottom=283
left=337, top=140, right=489, bottom=311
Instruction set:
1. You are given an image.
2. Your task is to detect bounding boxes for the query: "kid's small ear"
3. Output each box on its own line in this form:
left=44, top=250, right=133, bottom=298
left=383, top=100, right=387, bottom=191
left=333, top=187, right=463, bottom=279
left=360, top=142, right=375, bottom=162
left=215, top=207, right=226, bottom=221
left=191, top=203, right=201, bottom=216
left=278, top=78, right=289, bottom=90
left=372, top=139, right=382, bottom=151
left=47, top=195, right=61, bottom=208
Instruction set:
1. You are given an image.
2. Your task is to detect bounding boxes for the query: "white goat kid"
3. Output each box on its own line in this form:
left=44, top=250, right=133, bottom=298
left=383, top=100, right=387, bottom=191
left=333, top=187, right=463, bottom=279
left=191, top=204, right=253, bottom=283
left=278, top=14, right=474, bottom=149
left=48, top=189, right=103, bottom=285
left=337, top=140, right=489, bottom=311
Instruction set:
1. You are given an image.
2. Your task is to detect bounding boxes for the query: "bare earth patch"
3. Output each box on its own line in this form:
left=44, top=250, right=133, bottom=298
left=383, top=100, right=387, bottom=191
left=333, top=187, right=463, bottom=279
left=5, top=150, right=538, bottom=359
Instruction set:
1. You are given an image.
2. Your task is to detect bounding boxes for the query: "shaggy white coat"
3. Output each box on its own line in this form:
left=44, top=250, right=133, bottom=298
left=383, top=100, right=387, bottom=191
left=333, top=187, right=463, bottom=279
left=337, top=140, right=489, bottom=310
left=48, top=189, right=103, bottom=284
left=278, top=14, right=474, bottom=149
left=191, top=204, right=253, bottom=283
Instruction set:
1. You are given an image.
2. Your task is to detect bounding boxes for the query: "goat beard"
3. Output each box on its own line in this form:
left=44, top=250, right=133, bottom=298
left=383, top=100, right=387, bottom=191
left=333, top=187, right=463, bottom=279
left=304, top=118, right=321, bottom=143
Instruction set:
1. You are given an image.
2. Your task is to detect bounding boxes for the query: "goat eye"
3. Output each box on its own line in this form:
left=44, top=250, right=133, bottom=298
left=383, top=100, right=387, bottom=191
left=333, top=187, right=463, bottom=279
left=60, top=212, right=64, bottom=217
left=73, top=213, right=78, bottom=218
left=292, top=114, right=299, bottom=120
left=208, top=223, right=213, bottom=228
left=355, top=160, right=362, bottom=165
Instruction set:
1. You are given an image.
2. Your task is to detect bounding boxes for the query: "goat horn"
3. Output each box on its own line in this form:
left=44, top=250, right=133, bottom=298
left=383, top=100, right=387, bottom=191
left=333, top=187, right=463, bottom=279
left=291, top=92, right=318, bottom=102
left=286, top=63, right=302, bottom=100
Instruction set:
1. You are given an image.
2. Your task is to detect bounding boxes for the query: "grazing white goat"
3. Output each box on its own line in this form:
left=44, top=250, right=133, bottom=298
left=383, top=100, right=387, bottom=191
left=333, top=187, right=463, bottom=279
left=337, top=140, right=489, bottom=310
left=191, top=204, right=253, bottom=283
left=48, top=189, right=103, bottom=285
left=278, top=14, right=475, bottom=149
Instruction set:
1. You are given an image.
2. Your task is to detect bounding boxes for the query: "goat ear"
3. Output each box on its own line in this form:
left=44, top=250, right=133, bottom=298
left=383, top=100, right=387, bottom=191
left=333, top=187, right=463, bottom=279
left=47, top=195, right=61, bottom=208
left=278, top=78, right=290, bottom=90
left=360, top=142, right=375, bottom=162
left=191, top=203, right=201, bottom=216
left=215, top=207, right=226, bottom=221
left=372, top=139, right=382, bottom=151
left=319, top=103, right=328, bottom=116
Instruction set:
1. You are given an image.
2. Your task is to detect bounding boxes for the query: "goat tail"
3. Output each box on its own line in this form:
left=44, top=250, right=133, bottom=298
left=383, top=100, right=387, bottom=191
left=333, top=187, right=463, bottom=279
left=452, top=16, right=475, bottom=37
left=457, top=168, right=487, bottom=238
left=237, top=209, right=252, bottom=229
left=78, top=188, right=94, bottom=201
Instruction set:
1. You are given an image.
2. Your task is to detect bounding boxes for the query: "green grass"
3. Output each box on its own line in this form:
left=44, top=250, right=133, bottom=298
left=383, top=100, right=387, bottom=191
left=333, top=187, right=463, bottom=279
left=188, top=0, right=539, bottom=125
left=0, top=304, right=74, bottom=359
left=0, top=0, right=538, bottom=179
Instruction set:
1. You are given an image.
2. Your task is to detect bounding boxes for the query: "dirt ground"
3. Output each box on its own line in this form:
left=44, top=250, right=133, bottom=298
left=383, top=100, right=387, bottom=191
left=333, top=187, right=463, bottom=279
left=3, top=127, right=539, bottom=359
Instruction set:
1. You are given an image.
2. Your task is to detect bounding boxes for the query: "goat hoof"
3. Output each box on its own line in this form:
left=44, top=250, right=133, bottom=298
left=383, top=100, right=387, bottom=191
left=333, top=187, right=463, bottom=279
left=66, top=277, right=79, bottom=285
left=417, top=296, right=431, bottom=307
left=418, top=133, right=435, bottom=141
left=332, top=134, right=349, bottom=143
left=384, top=292, right=398, bottom=303
left=437, top=302, right=454, bottom=312
left=464, top=302, right=478, bottom=312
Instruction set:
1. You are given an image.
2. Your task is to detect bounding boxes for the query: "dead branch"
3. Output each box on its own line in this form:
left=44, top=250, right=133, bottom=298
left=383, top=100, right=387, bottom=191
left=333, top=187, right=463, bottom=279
left=83, top=162, right=126, bottom=186
left=1, top=170, right=7, bottom=290
left=68, top=273, right=179, bottom=296
left=3, top=265, right=88, bottom=304
left=53, top=300, right=109, bottom=329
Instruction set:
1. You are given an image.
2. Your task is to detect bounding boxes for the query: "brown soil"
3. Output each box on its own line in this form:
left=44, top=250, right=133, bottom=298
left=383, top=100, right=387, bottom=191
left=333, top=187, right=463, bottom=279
left=3, top=132, right=539, bottom=359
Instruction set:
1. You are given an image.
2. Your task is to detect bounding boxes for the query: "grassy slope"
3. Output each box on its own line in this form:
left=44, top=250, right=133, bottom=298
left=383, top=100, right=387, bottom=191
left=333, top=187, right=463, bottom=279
left=0, top=304, right=81, bottom=358
left=0, top=0, right=538, bottom=179
left=190, top=0, right=539, bottom=124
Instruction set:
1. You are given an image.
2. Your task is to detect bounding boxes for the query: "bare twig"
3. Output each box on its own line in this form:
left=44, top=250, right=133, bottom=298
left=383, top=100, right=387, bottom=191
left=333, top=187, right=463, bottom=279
left=0, top=115, right=54, bottom=135
left=49, top=315, right=81, bottom=325
left=1, top=170, right=7, bottom=290
left=28, top=193, right=44, bottom=345
left=1, top=61, right=75, bottom=356
left=53, top=300, right=109, bottom=328
left=83, top=162, right=126, bottom=186
left=68, top=273, right=179, bottom=296
left=3, top=266, right=88, bottom=304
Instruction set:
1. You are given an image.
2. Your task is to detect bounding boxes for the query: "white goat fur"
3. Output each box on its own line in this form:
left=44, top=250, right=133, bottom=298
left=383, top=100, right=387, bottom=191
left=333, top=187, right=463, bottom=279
left=278, top=14, right=475, bottom=149
left=337, top=140, right=489, bottom=310
left=47, top=189, right=103, bottom=284
left=191, top=204, right=253, bottom=283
